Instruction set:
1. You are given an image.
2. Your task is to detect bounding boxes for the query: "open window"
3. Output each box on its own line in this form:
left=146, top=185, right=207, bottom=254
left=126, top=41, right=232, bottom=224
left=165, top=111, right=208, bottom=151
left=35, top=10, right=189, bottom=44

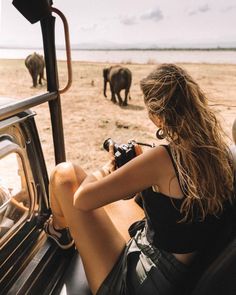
left=0, top=140, right=32, bottom=245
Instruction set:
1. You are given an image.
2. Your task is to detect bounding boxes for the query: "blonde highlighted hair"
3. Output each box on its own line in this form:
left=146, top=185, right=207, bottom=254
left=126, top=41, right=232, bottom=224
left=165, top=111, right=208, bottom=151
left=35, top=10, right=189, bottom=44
left=140, top=63, right=234, bottom=222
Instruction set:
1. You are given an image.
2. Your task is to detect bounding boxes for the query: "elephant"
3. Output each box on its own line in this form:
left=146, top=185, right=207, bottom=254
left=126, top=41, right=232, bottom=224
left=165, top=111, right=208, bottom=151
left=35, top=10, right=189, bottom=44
left=25, top=52, right=45, bottom=87
left=103, top=65, right=132, bottom=106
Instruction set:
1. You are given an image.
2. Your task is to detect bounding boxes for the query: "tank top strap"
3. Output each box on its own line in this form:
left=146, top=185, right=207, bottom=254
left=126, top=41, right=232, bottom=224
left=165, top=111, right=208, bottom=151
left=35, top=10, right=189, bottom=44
left=160, top=144, right=187, bottom=195
left=160, top=144, right=179, bottom=177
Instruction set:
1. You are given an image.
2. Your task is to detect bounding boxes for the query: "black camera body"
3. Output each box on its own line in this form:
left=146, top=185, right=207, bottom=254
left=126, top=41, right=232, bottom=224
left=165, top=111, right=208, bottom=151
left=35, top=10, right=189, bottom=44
left=103, top=138, right=136, bottom=168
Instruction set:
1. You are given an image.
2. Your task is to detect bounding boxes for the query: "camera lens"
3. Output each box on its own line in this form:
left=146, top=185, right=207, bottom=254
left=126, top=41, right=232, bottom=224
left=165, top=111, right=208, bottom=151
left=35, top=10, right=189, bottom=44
left=103, top=138, right=115, bottom=152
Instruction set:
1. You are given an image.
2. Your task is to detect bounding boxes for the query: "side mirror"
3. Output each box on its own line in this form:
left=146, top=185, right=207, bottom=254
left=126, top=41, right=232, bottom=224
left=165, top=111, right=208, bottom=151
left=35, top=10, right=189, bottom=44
left=12, top=0, right=52, bottom=24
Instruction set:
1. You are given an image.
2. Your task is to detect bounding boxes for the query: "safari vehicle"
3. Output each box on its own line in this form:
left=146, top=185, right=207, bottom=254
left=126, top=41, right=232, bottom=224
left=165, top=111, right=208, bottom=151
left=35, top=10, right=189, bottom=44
left=0, top=1, right=236, bottom=295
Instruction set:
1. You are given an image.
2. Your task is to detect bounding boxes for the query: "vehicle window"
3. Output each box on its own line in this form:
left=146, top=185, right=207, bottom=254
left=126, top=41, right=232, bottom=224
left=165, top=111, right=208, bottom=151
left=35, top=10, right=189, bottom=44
left=0, top=152, right=30, bottom=241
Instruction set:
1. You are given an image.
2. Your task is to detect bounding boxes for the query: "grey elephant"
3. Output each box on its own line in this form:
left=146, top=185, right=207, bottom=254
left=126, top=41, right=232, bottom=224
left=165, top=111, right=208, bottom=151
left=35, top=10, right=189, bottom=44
left=25, top=52, right=45, bottom=87
left=103, top=65, right=132, bottom=106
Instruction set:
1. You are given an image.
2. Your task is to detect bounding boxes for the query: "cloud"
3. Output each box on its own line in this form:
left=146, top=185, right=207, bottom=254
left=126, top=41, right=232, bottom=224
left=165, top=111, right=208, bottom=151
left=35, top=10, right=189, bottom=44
left=199, top=4, right=210, bottom=13
left=221, top=5, right=236, bottom=12
left=119, top=7, right=163, bottom=26
left=140, top=8, right=163, bottom=22
left=80, top=23, right=98, bottom=32
left=188, top=4, right=210, bottom=16
left=120, top=16, right=137, bottom=26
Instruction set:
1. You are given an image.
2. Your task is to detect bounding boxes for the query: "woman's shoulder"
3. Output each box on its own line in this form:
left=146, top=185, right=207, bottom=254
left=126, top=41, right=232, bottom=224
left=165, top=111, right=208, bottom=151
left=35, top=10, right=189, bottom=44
left=139, top=144, right=171, bottom=161
left=145, top=143, right=169, bottom=154
left=138, top=144, right=175, bottom=176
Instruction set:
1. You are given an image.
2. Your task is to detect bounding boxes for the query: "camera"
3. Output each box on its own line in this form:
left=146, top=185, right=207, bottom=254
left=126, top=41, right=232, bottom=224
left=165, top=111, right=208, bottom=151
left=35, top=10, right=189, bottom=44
left=103, top=138, right=136, bottom=168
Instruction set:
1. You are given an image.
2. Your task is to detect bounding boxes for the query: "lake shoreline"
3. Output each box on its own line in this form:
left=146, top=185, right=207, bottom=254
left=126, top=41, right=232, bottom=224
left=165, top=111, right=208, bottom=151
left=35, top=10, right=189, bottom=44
left=0, top=49, right=236, bottom=64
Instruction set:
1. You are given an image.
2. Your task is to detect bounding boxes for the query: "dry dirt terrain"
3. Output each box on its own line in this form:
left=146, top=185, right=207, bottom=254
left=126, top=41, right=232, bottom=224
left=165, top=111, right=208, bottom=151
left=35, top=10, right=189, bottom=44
left=0, top=59, right=236, bottom=175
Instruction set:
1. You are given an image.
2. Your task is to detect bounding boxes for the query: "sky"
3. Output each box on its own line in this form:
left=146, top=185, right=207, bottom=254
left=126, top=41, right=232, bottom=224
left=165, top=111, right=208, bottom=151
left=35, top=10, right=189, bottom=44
left=0, top=0, right=236, bottom=49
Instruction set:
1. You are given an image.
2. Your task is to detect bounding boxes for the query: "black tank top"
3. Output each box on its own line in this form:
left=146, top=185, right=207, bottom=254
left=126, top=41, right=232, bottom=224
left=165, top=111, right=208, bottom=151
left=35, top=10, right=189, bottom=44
left=141, top=145, right=232, bottom=254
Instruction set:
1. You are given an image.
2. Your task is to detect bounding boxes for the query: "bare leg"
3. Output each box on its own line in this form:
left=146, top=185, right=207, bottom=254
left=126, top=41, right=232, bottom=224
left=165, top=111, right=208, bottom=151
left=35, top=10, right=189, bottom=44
left=49, top=162, right=144, bottom=294
left=105, top=198, right=144, bottom=241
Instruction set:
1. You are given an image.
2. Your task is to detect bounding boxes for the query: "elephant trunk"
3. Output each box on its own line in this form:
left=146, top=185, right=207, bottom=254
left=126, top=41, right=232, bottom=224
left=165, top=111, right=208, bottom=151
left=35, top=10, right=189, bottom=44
left=103, top=79, right=107, bottom=97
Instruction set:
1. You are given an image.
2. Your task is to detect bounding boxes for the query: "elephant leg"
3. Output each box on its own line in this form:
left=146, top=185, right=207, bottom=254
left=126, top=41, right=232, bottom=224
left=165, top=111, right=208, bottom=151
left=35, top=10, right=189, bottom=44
left=123, top=89, right=129, bottom=106
left=29, top=68, right=37, bottom=87
left=111, top=93, right=117, bottom=103
left=110, top=87, right=117, bottom=103
left=39, top=67, right=45, bottom=85
left=32, top=74, right=38, bottom=87
left=39, top=73, right=42, bottom=85
left=117, top=92, right=123, bottom=106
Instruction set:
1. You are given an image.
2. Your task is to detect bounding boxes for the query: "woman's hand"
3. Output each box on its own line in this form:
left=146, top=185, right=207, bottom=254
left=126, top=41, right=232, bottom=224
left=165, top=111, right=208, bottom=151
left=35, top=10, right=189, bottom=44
left=101, top=159, right=115, bottom=176
left=92, top=143, right=115, bottom=180
left=134, top=143, right=143, bottom=156
left=102, top=143, right=116, bottom=174
left=91, top=142, right=142, bottom=181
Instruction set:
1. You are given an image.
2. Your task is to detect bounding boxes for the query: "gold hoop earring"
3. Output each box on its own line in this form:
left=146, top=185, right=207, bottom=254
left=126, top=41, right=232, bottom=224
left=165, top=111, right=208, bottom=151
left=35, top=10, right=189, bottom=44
left=156, top=128, right=166, bottom=140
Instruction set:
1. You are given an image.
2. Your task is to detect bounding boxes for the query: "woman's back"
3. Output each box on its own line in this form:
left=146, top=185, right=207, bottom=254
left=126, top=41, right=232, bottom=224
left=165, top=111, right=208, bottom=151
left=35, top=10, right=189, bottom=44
left=141, top=145, right=234, bottom=255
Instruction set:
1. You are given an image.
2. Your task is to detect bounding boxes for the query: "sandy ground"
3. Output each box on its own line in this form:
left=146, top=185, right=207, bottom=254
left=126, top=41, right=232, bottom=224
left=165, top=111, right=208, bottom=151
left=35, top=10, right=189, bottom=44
left=0, top=59, right=236, bottom=175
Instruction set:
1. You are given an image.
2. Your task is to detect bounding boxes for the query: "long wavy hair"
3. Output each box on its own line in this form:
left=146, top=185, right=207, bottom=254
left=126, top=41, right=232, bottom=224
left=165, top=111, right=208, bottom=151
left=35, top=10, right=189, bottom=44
left=140, top=63, right=234, bottom=222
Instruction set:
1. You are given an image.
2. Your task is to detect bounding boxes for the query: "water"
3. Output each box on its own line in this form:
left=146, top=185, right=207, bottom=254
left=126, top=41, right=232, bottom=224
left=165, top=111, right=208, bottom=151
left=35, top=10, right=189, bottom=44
left=70, top=49, right=236, bottom=64
left=0, top=48, right=235, bottom=64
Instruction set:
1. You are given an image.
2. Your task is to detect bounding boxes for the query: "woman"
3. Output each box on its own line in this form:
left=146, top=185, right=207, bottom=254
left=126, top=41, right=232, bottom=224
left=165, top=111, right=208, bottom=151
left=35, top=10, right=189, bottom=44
left=44, top=64, right=235, bottom=295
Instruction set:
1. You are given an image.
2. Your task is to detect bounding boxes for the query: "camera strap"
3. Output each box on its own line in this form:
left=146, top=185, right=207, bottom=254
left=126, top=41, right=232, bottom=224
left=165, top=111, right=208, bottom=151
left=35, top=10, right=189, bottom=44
left=136, top=142, right=155, bottom=148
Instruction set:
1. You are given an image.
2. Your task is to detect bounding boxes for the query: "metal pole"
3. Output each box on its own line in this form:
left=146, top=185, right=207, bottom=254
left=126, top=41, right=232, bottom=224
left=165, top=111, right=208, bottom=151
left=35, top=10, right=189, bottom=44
left=40, top=15, right=66, bottom=164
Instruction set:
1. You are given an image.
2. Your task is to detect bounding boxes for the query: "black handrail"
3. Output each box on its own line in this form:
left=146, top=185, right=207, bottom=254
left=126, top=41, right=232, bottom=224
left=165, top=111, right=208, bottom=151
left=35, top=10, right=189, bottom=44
left=0, top=92, right=58, bottom=121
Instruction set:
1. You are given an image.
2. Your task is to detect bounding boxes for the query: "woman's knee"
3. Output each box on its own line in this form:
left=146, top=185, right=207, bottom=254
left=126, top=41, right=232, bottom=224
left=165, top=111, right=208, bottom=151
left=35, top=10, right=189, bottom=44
left=50, top=162, right=80, bottom=190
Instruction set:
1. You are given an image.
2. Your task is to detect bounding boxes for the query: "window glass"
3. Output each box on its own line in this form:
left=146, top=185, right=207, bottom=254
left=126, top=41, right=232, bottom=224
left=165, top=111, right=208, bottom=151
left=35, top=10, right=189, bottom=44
left=0, top=152, right=30, bottom=240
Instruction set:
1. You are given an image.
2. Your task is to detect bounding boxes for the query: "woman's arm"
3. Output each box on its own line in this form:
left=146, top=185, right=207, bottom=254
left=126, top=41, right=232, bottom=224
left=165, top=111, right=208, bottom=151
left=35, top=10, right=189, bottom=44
left=74, top=146, right=167, bottom=211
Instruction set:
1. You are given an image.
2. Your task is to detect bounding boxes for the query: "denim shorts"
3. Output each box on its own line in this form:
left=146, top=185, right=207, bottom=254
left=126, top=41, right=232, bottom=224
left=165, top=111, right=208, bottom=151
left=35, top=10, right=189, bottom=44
left=96, top=220, right=189, bottom=295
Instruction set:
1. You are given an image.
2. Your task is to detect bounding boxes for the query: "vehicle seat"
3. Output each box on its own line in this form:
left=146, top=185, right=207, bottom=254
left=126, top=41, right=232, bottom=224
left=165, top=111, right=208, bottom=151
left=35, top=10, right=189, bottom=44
left=59, top=226, right=236, bottom=295
left=60, top=237, right=236, bottom=295
left=59, top=252, right=92, bottom=295
left=190, top=236, right=236, bottom=295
